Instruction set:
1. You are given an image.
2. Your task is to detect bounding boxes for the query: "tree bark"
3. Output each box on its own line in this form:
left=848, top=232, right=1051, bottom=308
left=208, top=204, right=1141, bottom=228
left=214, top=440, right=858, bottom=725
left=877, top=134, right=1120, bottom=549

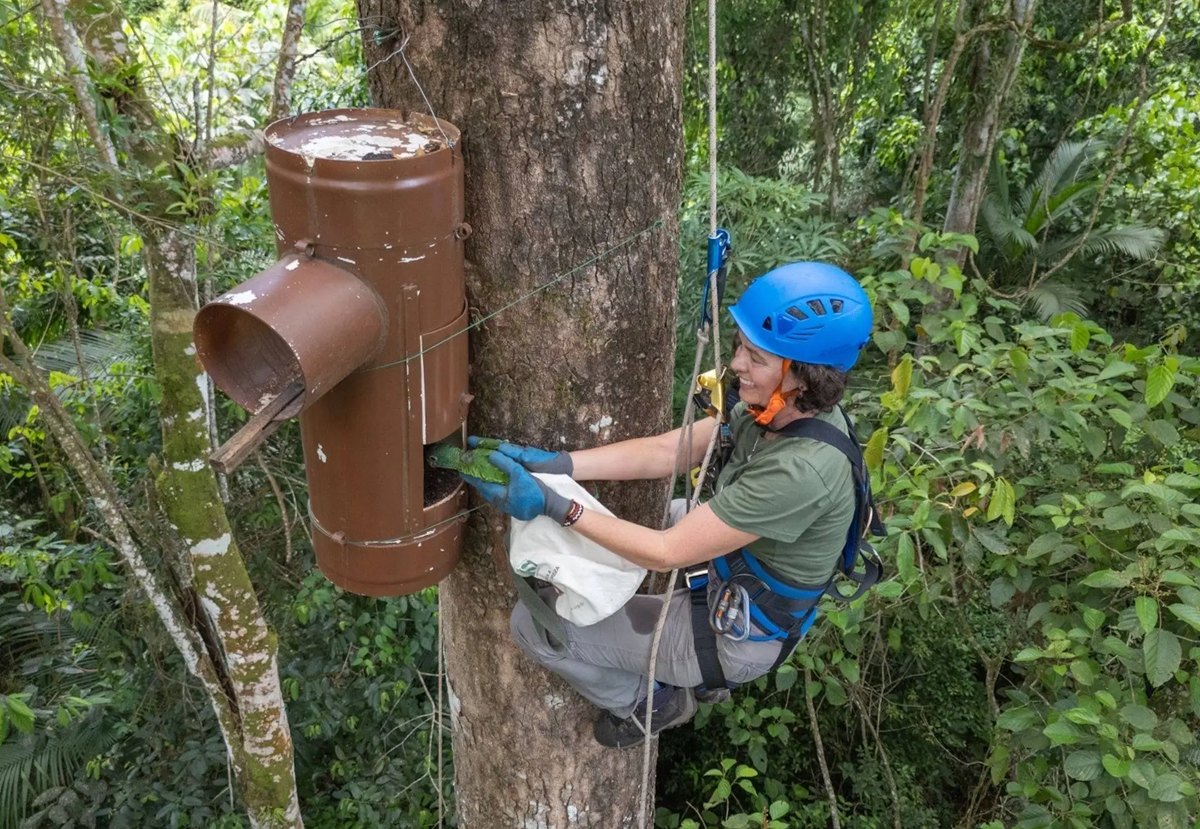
left=145, top=229, right=302, bottom=827
left=40, top=0, right=117, bottom=166
left=358, top=1, right=683, bottom=825
left=272, top=0, right=308, bottom=120
left=941, top=0, right=1039, bottom=259
left=38, top=1, right=304, bottom=825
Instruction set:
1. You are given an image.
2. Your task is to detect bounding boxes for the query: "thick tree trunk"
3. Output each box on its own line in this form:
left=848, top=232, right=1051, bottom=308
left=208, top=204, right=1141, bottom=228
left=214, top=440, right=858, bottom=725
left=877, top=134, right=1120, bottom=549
left=942, top=0, right=1038, bottom=259
left=359, top=1, right=683, bottom=825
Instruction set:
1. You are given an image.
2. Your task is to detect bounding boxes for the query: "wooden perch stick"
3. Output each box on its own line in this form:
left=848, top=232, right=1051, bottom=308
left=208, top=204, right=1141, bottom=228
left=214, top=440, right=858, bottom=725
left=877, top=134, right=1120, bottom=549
left=210, top=383, right=303, bottom=474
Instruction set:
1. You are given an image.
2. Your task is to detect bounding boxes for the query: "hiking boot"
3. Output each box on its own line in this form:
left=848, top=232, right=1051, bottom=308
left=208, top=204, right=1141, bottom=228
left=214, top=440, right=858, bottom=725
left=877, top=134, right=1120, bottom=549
left=593, top=685, right=697, bottom=749
left=695, top=687, right=730, bottom=704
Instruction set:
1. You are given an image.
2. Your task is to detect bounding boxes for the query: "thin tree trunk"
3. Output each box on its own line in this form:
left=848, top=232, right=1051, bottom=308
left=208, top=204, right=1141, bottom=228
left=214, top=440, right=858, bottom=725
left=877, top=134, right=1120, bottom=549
left=272, top=0, right=308, bottom=120
left=40, top=0, right=117, bottom=166
left=39, top=1, right=304, bottom=825
left=145, top=229, right=302, bottom=827
left=942, top=0, right=1039, bottom=259
left=359, top=0, right=683, bottom=824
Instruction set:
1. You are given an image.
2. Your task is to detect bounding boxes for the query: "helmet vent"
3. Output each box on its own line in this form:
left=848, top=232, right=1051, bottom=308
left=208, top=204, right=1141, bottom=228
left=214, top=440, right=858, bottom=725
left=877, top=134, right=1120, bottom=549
left=786, top=306, right=807, bottom=320
left=830, top=298, right=844, bottom=313
left=807, top=299, right=827, bottom=316
left=762, top=316, right=772, bottom=331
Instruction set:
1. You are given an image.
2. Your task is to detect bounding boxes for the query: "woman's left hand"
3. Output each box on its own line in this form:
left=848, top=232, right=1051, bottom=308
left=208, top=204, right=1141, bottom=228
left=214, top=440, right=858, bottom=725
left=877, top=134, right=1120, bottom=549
left=462, top=452, right=571, bottom=523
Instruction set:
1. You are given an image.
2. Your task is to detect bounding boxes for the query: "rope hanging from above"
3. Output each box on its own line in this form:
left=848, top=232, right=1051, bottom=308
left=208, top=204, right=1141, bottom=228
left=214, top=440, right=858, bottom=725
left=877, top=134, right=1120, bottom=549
left=636, top=0, right=730, bottom=820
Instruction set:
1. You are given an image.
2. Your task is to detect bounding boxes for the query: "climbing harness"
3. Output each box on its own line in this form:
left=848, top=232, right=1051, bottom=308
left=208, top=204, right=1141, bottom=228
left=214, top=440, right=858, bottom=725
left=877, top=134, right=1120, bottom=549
left=689, top=406, right=886, bottom=692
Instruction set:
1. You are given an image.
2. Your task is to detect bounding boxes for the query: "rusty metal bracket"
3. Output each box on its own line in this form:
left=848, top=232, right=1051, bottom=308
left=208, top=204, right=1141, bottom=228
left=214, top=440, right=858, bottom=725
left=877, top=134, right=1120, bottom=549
left=209, top=382, right=304, bottom=474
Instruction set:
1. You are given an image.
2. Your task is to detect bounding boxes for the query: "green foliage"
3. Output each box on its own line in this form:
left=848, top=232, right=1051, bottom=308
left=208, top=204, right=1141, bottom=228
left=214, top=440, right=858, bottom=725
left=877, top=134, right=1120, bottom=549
left=661, top=215, right=1200, bottom=827
left=0, top=514, right=120, bottom=827
left=978, top=140, right=1165, bottom=320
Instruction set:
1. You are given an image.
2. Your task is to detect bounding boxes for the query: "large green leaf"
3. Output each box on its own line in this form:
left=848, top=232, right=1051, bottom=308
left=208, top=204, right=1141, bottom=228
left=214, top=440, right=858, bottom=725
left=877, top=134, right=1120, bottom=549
left=986, top=478, right=1015, bottom=527
left=997, top=707, right=1036, bottom=731
left=1145, top=364, right=1175, bottom=408
left=1119, top=704, right=1158, bottom=731
left=1149, top=772, right=1185, bottom=803
left=1143, top=629, right=1182, bottom=688
left=1043, top=718, right=1081, bottom=746
left=1026, top=532, right=1062, bottom=557
left=1081, top=569, right=1132, bottom=588
left=1070, top=323, right=1090, bottom=352
left=1167, top=604, right=1200, bottom=632
left=864, top=427, right=887, bottom=471
left=1135, top=596, right=1159, bottom=634
left=1064, top=750, right=1103, bottom=781
left=891, top=356, right=912, bottom=399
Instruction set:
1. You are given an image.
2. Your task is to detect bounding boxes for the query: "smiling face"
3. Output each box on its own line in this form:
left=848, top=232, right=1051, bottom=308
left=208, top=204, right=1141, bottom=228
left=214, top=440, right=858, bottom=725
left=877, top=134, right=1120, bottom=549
left=730, top=329, right=800, bottom=409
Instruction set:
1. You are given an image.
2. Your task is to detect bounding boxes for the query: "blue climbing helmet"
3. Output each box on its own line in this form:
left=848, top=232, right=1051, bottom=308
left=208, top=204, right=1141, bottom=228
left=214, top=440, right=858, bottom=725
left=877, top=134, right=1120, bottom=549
left=728, top=262, right=873, bottom=372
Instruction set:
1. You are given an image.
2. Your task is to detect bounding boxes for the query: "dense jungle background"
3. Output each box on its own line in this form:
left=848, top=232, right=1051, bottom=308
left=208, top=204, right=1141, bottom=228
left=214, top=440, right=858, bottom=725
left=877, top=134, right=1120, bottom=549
left=2, top=0, right=1200, bottom=826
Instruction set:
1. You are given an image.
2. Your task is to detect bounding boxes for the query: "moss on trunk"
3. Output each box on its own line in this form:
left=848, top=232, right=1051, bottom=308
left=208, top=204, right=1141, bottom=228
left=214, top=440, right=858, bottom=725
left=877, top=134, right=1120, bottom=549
left=49, top=0, right=305, bottom=824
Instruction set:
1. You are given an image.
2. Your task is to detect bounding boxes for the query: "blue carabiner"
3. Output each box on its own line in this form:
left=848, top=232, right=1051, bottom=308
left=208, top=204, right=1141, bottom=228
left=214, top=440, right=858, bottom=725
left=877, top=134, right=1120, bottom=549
left=700, top=228, right=731, bottom=328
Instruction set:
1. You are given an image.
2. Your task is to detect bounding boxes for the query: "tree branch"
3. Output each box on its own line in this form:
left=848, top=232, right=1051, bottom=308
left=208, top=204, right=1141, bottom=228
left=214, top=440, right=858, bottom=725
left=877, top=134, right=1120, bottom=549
left=208, top=129, right=267, bottom=169
left=39, top=0, right=117, bottom=165
left=256, top=454, right=293, bottom=565
left=1025, top=2, right=1133, bottom=53
left=910, top=8, right=1012, bottom=229
left=804, top=666, right=842, bottom=829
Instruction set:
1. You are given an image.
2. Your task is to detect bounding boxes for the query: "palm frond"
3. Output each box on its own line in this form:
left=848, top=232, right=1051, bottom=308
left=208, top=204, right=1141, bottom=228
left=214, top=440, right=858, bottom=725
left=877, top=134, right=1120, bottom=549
left=29, top=329, right=140, bottom=379
left=981, top=197, right=1038, bottom=256
left=0, top=710, right=116, bottom=828
left=1018, top=140, right=1099, bottom=223
left=1027, top=280, right=1089, bottom=322
left=1036, top=178, right=1100, bottom=230
left=1077, top=225, right=1166, bottom=260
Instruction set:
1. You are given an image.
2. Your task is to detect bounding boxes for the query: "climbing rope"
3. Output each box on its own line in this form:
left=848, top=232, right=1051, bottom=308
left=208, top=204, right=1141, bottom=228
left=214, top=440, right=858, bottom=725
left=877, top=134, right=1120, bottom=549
left=636, top=0, right=725, bottom=821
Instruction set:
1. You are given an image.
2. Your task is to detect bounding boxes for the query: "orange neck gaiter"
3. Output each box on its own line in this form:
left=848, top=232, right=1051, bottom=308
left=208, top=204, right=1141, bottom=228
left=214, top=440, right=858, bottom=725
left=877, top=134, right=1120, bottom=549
left=748, top=358, right=795, bottom=427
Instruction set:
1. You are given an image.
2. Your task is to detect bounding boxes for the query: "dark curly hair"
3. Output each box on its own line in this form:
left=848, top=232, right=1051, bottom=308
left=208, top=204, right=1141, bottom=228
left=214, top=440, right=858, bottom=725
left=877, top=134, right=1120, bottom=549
left=789, top=361, right=848, bottom=413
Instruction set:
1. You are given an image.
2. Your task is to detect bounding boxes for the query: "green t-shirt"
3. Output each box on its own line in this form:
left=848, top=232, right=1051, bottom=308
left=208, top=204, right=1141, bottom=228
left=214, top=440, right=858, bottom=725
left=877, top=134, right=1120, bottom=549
left=706, top=402, right=855, bottom=586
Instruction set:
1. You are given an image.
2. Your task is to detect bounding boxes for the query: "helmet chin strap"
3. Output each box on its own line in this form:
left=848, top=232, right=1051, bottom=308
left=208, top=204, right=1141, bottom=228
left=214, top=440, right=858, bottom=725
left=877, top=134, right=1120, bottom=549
left=748, top=358, right=795, bottom=426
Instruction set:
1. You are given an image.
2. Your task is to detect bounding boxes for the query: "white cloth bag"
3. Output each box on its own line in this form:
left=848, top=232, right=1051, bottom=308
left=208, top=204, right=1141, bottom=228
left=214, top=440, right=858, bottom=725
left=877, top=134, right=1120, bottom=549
left=507, top=474, right=646, bottom=626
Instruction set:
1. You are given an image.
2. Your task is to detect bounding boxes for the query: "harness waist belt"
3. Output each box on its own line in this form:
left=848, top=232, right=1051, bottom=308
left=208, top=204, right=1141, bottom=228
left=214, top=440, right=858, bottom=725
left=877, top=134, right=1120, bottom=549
left=713, top=549, right=824, bottom=641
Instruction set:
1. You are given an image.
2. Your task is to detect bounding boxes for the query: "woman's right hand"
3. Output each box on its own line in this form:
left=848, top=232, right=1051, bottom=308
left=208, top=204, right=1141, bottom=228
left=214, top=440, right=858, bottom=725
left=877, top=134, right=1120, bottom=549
left=467, top=436, right=574, bottom=476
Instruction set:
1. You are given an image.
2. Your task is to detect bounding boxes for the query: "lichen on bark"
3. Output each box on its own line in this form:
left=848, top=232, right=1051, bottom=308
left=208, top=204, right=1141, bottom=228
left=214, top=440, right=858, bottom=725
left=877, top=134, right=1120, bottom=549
left=145, top=229, right=302, bottom=827
left=36, top=0, right=307, bottom=824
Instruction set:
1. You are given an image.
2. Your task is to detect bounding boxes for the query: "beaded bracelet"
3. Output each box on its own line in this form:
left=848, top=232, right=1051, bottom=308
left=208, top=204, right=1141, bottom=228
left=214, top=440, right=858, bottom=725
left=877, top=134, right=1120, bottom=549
left=561, top=500, right=584, bottom=527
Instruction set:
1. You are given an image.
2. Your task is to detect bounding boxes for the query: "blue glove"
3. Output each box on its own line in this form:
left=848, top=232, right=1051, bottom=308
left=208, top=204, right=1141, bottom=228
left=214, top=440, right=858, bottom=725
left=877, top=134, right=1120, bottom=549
left=461, top=451, right=572, bottom=523
left=467, top=436, right=573, bottom=476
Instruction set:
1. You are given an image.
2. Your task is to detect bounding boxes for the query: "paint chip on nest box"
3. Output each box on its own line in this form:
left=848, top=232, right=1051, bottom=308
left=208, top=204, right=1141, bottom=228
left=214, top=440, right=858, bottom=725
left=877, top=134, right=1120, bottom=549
left=226, top=290, right=256, bottom=305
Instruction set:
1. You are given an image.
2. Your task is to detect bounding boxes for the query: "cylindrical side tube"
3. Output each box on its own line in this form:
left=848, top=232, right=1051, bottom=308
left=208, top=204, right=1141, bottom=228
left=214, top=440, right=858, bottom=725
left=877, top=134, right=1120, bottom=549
left=194, top=255, right=387, bottom=418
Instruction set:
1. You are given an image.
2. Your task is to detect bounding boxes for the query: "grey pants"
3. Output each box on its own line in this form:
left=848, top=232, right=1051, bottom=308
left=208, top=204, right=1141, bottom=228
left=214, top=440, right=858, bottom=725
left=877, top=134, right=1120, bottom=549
left=511, top=587, right=785, bottom=717
left=509, top=501, right=785, bottom=718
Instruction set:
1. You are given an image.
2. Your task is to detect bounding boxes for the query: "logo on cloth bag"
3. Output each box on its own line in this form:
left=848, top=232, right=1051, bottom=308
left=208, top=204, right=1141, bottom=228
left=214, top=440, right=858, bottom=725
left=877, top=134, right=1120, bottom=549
left=514, top=559, right=539, bottom=577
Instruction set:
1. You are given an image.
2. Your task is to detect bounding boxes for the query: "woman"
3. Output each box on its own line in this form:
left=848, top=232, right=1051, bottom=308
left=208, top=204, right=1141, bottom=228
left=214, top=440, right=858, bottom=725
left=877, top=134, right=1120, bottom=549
left=462, top=261, right=875, bottom=748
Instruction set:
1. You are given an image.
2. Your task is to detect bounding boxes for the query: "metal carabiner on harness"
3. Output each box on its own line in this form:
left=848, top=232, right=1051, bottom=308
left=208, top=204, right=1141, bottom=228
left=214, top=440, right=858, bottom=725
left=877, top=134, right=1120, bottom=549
left=699, top=228, right=731, bottom=329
